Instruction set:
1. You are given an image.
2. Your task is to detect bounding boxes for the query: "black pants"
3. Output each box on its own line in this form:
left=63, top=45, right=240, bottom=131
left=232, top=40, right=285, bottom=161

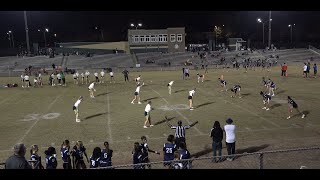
left=124, top=75, right=129, bottom=81
left=226, top=142, right=236, bottom=158
left=175, top=137, right=186, bottom=149
left=281, top=70, right=286, bottom=76
left=63, top=162, right=72, bottom=169
left=62, top=78, right=66, bottom=85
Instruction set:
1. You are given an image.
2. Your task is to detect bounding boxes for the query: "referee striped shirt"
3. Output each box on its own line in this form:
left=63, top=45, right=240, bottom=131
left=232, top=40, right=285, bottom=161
left=171, top=125, right=190, bottom=138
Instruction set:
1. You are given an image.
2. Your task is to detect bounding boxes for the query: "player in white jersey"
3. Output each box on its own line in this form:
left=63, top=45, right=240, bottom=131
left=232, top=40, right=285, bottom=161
left=135, top=75, right=141, bottom=85
left=20, top=73, right=25, bottom=88
left=131, top=83, right=143, bottom=104
left=81, top=72, right=85, bottom=85
left=94, top=72, right=99, bottom=83
left=197, top=73, right=204, bottom=83
left=109, top=71, right=115, bottom=83
left=50, top=73, right=55, bottom=86
left=73, top=96, right=83, bottom=122
left=38, top=73, right=43, bottom=87
left=88, top=82, right=96, bottom=98
left=24, top=74, right=30, bottom=88
left=167, top=81, right=174, bottom=95
left=73, top=73, right=78, bottom=85
left=33, top=77, right=39, bottom=88
left=57, top=73, right=62, bottom=85
left=188, top=88, right=196, bottom=110
left=100, top=70, right=105, bottom=84
left=85, top=70, right=90, bottom=84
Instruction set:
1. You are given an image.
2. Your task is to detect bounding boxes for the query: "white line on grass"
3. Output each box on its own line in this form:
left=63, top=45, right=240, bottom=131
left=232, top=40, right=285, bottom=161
left=151, top=88, right=204, bottom=135
left=16, top=93, right=63, bottom=144
left=106, top=85, right=113, bottom=143
left=198, top=88, right=281, bottom=128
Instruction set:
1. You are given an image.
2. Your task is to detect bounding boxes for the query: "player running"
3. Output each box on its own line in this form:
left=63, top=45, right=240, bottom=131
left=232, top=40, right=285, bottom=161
left=231, top=85, right=241, bottom=98
left=260, top=91, right=271, bottom=111
left=197, top=73, right=204, bottom=83
left=131, top=83, right=143, bottom=104
left=287, top=96, right=306, bottom=119
left=218, top=78, right=227, bottom=91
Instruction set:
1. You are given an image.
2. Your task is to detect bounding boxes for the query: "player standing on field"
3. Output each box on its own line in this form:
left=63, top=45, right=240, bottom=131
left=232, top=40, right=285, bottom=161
left=73, top=96, right=83, bottom=122
left=109, top=71, right=115, bottom=83
left=218, top=78, right=227, bottom=91
left=85, top=70, right=90, bottom=84
left=197, top=73, right=204, bottom=83
left=100, top=69, right=105, bottom=84
left=131, top=83, right=143, bottom=104
left=88, top=82, right=96, bottom=98
left=260, top=91, right=271, bottom=111
left=287, top=96, right=306, bottom=119
left=188, top=88, right=196, bottom=110
left=144, top=101, right=153, bottom=128
left=167, top=81, right=174, bottom=95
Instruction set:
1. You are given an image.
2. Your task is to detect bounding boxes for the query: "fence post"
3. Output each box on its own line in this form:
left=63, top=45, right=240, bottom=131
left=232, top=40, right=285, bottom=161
left=259, top=153, right=264, bottom=169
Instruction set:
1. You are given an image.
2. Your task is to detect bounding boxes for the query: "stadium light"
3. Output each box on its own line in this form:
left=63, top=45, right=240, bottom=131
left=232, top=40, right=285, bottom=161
left=256, top=18, right=271, bottom=45
left=38, top=28, right=49, bottom=47
left=288, top=24, right=295, bottom=43
left=130, top=23, right=142, bottom=30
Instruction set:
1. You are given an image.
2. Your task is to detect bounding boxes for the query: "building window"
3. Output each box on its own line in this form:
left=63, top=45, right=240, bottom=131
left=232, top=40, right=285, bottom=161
left=145, top=35, right=150, bottom=42
left=177, top=34, right=182, bottom=42
left=159, top=34, right=163, bottom=42
left=170, top=34, right=176, bottom=42
left=155, top=35, right=159, bottom=42
left=133, top=36, right=139, bottom=43
left=163, top=34, right=168, bottom=42
left=140, top=35, right=145, bottom=42
left=151, top=35, right=156, bottom=42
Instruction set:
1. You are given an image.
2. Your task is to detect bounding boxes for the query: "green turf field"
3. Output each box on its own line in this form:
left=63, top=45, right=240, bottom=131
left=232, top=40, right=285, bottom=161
left=0, top=65, right=320, bottom=168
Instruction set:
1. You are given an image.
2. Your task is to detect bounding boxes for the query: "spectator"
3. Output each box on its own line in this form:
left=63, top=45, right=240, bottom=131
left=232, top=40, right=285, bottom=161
left=281, top=63, right=288, bottom=76
left=44, top=146, right=57, bottom=169
left=89, top=147, right=102, bottom=169
left=52, top=63, right=55, bottom=70
left=30, top=144, right=44, bottom=169
left=210, top=121, right=223, bottom=163
left=224, top=118, right=236, bottom=161
left=5, top=143, right=31, bottom=169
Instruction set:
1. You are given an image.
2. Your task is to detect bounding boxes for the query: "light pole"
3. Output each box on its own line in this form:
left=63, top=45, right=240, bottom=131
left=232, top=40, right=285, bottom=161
left=288, top=24, right=295, bottom=43
left=130, top=23, right=142, bottom=30
left=257, top=18, right=272, bottom=47
left=24, top=11, right=31, bottom=55
left=213, top=25, right=224, bottom=50
left=8, top=31, right=14, bottom=48
left=268, top=11, right=272, bottom=49
left=7, top=32, right=12, bottom=48
left=95, top=26, right=104, bottom=41
left=38, top=28, right=49, bottom=47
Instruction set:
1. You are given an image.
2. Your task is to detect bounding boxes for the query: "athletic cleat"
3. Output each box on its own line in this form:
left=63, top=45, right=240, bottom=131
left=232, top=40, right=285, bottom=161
left=266, top=108, right=270, bottom=111
left=272, top=94, right=275, bottom=96
left=76, top=119, right=81, bottom=122
left=302, top=114, right=305, bottom=118
left=150, top=125, right=154, bottom=127
left=190, top=108, right=194, bottom=111
left=143, top=126, right=148, bottom=128
left=131, top=102, right=134, bottom=104
left=262, top=107, right=266, bottom=109
left=138, top=102, right=142, bottom=104
left=287, top=116, right=291, bottom=119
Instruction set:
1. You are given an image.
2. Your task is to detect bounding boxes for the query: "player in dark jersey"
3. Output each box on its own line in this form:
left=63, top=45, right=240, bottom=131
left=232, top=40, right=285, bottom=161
left=171, top=152, right=183, bottom=169
left=178, top=142, right=191, bottom=169
left=163, top=134, right=177, bottom=168
left=262, top=77, right=267, bottom=88
left=287, top=96, right=306, bottom=119
left=218, top=78, right=227, bottom=92
left=260, top=91, right=271, bottom=111
left=44, top=146, right=57, bottom=169
left=100, top=141, right=113, bottom=168
left=71, top=140, right=89, bottom=169
left=231, top=85, right=241, bottom=98
left=30, top=144, right=44, bottom=169
left=89, top=147, right=101, bottom=169
left=132, top=142, right=143, bottom=169
left=269, top=81, right=276, bottom=96
left=139, top=136, right=160, bottom=169
left=60, top=139, right=72, bottom=169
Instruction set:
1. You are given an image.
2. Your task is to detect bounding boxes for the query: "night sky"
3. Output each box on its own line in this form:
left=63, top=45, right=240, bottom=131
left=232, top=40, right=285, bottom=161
left=1, top=11, right=320, bottom=48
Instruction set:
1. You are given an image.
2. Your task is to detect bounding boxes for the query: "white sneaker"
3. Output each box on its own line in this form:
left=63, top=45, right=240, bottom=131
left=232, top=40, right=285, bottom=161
left=190, top=108, right=194, bottom=111
left=138, top=102, right=142, bottom=104
left=143, top=126, right=148, bottom=128
left=302, top=114, right=305, bottom=118
left=266, top=108, right=270, bottom=111
left=150, top=125, right=154, bottom=127
left=272, top=94, right=275, bottom=96
left=262, top=107, right=266, bottom=109
left=76, top=119, right=81, bottom=122
left=287, top=116, right=291, bottom=119
left=131, top=102, right=134, bottom=104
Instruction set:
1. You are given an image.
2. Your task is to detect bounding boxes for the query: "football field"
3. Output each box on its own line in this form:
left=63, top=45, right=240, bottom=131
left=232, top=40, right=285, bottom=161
left=0, top=66, right=320, bottom=168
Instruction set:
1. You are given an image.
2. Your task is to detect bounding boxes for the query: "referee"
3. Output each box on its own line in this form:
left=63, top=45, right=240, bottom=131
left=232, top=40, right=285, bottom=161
left=166, top=120, right=197, bottom=149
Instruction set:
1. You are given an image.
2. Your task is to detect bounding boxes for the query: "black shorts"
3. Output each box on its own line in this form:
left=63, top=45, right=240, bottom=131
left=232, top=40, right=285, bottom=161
left=167, top=84, right=170, bottom=87
left=303, top=71, right=307, bottom=74
left=73, top=106, right=76, bottom=110
left=293, top=103, right=298, bottom=108
left=185, top=73, right=189, bottom=77
left=134, top=92, right=139, bottom=96
left=188, top=96, right=192, bottom=100
left=144, top=111, right=148, bottom=116
left=111, top=76, right=114, bottom=78
left=73, top=78, right=77, bottom=80
left=25, top=80, right=29, bottom=82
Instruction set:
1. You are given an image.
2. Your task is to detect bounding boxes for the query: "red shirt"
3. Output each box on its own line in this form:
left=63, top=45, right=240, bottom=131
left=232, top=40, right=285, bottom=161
left=282, top=65, right=287, bottom=71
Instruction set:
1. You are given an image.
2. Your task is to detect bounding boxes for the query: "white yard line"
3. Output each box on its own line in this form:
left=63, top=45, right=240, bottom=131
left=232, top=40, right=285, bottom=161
left=106, top=85, right=113, bottom=143
left=198, top=88, right=281, bottom=128
left=16, top=93, right=64, bottom=144
left=151, top=88, right=204, bottom=135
